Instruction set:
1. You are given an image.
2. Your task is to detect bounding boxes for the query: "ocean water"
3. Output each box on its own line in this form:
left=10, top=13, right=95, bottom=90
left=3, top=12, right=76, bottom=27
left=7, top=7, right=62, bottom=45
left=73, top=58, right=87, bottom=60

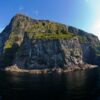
left=0, top=67, right=100, bottom=100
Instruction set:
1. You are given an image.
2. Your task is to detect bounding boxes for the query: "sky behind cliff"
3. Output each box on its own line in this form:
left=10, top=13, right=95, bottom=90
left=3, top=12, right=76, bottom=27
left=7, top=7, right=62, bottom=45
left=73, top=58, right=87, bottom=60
left=0, top=0, right=100, bottom=39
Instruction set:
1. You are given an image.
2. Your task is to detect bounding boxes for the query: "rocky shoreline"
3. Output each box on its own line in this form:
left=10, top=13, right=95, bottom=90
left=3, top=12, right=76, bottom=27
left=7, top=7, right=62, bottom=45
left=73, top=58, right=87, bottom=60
left=4, top=64, right=98, bottom=74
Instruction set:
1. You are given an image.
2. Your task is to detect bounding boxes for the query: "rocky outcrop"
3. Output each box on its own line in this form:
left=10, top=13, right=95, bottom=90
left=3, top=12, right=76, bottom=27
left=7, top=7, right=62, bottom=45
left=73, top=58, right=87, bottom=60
left=0, top=14, right=100, bottom=71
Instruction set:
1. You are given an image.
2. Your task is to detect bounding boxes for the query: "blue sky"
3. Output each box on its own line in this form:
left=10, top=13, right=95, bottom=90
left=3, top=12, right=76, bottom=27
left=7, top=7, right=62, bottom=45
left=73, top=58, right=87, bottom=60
left=0, top=0, right=100, bottom=39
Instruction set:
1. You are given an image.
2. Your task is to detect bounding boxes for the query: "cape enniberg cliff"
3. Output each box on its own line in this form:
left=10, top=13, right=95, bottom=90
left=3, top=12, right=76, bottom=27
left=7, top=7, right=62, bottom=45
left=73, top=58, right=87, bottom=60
left=0, top=14, right=100, bottom=72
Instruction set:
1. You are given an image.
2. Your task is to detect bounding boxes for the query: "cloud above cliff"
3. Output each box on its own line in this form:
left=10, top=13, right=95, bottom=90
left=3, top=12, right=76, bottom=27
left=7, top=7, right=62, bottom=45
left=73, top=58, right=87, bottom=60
left=87, top=0, right=100, bottom=39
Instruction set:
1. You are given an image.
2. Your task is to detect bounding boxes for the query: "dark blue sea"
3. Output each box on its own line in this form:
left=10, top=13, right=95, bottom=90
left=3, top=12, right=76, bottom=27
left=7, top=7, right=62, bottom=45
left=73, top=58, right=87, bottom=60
left=0, top=67, right=100, bottom=100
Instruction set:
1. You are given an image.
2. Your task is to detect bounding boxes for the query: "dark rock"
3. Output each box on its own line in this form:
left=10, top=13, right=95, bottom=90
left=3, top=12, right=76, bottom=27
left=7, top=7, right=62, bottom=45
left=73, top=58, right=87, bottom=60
left=68, top=26, right=79, bottom=34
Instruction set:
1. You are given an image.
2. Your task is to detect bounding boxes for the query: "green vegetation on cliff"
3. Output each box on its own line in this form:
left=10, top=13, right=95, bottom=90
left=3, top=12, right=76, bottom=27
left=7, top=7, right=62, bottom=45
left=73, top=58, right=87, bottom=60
left=4, top=41, right=13, bottom=49
left=4, top=32, right=21, bottom=49
left=25, top=21, right=76, bottom=39
left=32, top=33, right=76, bottom=39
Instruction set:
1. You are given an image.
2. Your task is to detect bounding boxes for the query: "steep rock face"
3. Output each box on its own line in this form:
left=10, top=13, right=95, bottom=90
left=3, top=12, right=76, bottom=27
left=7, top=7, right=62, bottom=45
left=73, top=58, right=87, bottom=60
left=81, top=44, right=95, bottom=64
left=0, top=14, right=100, bottom=69
left=68, top=26, right=100, bottom=64
left=13, top=33, right=83, bottom=69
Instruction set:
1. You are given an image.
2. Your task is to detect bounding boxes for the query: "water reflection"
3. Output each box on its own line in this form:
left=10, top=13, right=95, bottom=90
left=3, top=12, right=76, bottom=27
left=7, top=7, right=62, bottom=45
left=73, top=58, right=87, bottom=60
left=0, top=68, right=100, bottom=100
left=64, top=70, right=86, bottom=87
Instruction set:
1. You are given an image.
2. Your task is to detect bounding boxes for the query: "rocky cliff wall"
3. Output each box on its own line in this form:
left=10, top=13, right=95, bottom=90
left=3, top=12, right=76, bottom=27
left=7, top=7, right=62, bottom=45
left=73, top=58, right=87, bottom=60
left=0, top=14, right=99, bottom=69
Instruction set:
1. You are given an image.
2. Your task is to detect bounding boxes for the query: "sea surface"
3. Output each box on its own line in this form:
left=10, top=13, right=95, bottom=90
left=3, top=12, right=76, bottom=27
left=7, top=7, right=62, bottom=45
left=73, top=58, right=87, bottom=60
left=0, top=67, right=100, bottom=100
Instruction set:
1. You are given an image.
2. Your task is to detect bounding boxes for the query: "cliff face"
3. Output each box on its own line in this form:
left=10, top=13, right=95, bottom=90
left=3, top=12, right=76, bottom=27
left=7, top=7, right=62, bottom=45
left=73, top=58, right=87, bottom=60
left=0, top=14, right=100, bottom=69
left=68, top=26, right=100, bottom=65
left=13, top=34, right=83, bottom=69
